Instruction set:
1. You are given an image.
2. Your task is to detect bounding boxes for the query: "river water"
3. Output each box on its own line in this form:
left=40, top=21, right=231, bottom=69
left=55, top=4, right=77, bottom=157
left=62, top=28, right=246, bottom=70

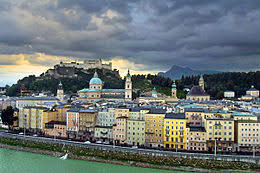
left=0, top=148, right=191, bottom=173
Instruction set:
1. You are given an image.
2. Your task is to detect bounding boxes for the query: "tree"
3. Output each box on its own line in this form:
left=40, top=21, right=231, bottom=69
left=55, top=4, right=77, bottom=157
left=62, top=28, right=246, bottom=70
left=1, top=106, right=15, bottom=129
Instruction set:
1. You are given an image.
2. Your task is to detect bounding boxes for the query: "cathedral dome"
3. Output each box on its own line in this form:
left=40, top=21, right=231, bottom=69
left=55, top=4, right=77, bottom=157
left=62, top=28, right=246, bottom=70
left=89, top=72, right=102, bottom=85
left=90, top=78, right=102, bottom=85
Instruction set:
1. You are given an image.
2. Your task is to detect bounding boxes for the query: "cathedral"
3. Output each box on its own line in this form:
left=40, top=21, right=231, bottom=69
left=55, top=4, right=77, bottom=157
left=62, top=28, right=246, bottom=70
left=78, top=70, right=132, bottom=102
left=186, top=75, right=210, bottom=101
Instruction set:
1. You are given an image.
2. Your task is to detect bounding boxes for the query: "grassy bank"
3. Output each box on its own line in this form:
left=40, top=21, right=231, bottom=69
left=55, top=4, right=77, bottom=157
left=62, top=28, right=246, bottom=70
left=0, top=137, right=259, bottom=172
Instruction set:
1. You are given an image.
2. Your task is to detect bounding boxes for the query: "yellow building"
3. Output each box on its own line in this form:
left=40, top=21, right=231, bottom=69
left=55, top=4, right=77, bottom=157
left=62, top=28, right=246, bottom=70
left=19, top=106, right=47, bottom=132
left=205, top=118, right=235, bottom=152
left=186, top=126, right=207, bottom=151
left=42, top=109, right=59, bottom=129
left=145, top=109, right=166, bottom=148
left=184, top=108, right=204, bottom=127
left=44, top=121, right=67, bottom=138
left=113, top=108, right=130, bottom=144
left=78, top=109, right=97, bottom=141
left=201, top=110, right=232, bottom=127
left=164, top=113, right=187, bottom=150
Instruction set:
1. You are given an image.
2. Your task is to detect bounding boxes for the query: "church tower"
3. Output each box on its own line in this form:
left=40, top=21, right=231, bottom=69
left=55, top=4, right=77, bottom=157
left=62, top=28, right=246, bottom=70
left=57, top=81, right=64, bottom=101
left=125, top=70, right=132, bottom=100
left=199, top=74, right=205, bottom=90
left=172, top=81, right=177, bottom=98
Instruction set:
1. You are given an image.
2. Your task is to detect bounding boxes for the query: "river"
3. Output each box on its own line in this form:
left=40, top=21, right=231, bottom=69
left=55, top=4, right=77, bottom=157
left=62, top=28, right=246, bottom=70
left=0, top=148, right=191, bottom=173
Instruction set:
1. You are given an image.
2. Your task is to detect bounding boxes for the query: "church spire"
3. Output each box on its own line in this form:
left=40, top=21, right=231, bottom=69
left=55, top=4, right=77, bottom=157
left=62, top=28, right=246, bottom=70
left=93, top=71, right=98, bottom=78
left=199, top=74, right=205, bottom=90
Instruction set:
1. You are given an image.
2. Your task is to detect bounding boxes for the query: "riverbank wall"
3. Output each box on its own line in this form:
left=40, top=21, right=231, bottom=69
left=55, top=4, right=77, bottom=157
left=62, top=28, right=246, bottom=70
left=0, top=134, right=259, bottom=172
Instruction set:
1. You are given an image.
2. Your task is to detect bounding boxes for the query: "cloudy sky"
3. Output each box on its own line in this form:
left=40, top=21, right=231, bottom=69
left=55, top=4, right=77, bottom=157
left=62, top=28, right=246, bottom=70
left=0, top=0, right=260, bottom=86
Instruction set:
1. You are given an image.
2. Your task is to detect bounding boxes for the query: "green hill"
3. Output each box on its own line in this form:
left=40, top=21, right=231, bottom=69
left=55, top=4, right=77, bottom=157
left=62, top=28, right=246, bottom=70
left=6, top=68, right=176, bottom=99
left=6, top=68, right=259, bottom=100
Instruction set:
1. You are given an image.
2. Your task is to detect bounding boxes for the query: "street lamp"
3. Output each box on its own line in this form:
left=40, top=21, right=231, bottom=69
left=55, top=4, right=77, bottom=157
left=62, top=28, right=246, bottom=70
left=214, top=137, right=221, bottom=156
left=24, top=115, right=27, bottom=137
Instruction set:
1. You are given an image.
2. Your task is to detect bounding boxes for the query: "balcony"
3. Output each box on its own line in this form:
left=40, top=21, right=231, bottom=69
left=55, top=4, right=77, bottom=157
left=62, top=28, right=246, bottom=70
left=179, top=129, right=184, bottom=132
left=165, top=134, right=170, bottom=137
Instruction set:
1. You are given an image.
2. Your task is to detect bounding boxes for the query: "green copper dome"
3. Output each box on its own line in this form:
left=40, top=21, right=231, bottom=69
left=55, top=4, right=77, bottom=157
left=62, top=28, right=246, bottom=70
left=89, top=72, right=102, bottom=85
left=172, top=81, right=176, bottom=88
left=199, top=74, right=204, bottom=81
left=152, top=87, right=157, bottom=94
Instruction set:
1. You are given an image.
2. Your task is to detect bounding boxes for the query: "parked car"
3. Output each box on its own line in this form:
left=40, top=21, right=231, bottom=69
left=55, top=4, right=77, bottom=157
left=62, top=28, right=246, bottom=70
left=18, top=132, right=24, bottom=135
left=33, top=134, right=38, bottom=137
left=84, top=141, right=91, bottom=144
left=104, top=141, right=110, bottom=145
left=131, top=146, right=138, bottom=149
left=96, top=141, right=102, bottom=144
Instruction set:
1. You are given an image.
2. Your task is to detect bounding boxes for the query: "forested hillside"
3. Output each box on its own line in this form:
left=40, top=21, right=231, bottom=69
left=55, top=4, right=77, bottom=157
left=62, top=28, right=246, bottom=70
left=176, top=71, right=260, bottom=99
left=6, top=68, right=259, bottom=100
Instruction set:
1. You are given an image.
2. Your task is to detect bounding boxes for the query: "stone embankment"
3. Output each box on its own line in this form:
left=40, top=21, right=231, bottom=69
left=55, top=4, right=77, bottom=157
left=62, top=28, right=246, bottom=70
left=0, top=135, right=259, bottom=172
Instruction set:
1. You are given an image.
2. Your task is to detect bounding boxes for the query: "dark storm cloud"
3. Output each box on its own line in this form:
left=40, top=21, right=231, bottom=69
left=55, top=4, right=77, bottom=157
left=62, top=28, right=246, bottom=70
left=0, top=0, right=260, bottom=71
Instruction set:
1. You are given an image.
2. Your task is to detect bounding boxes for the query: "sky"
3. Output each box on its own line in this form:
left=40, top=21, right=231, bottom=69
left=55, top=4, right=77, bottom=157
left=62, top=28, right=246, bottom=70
left=0, top=0, right=260, bottom=86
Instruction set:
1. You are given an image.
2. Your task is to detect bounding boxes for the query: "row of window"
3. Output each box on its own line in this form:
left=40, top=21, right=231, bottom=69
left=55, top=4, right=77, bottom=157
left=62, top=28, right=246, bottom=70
left=241, top=128, right=259, bottom=132
left=128, top=127, right=144, bottom=131
left=209, top=121, right=233, bottom=124
left=209, top=126, right=232, bottom=130
left=209, top=132, right=232, bottom=135
left=187, top=137, right=205, bottom=141
left=165, top=126, right=184, bottom=130
left=166, top=137, right=184, bottom=143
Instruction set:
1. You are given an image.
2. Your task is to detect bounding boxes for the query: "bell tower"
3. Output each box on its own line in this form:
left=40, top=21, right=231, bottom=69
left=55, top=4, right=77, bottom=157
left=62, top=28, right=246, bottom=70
left=199, top=74, right=205, bottom=90
left=57, top=81, right=64, bottom=101
left=125, top=70, right=132, bottom=100
left=172, top=81, right=177, bottom=99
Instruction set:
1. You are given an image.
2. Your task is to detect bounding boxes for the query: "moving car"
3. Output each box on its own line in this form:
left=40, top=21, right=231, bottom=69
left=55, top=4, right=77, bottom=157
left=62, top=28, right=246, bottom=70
left=96, top=141, right=102, bottom=144
left=84, top=141, right=91, bottom=144
left=18, top=132, right=24, bottom=135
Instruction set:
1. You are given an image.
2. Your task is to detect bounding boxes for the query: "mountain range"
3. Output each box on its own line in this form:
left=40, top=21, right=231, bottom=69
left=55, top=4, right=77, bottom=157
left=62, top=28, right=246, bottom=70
left=158, top=65, right=221, bottom=80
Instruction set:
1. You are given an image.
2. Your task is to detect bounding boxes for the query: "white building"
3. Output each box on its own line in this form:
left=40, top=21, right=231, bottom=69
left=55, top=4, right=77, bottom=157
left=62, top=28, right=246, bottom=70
left=224, top=90, right=235, bottom=98
left=235, top=121, right=260, bottom=151
left=246, top=86, right=259, bottom=98
left=16, top=97, right=59, bottom=109
left=96, top=108, right=115, bottom=126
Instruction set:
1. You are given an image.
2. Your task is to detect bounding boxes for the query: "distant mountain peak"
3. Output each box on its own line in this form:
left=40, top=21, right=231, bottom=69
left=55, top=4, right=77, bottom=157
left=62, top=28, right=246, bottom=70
left=158, top=65, right=220, bottom=80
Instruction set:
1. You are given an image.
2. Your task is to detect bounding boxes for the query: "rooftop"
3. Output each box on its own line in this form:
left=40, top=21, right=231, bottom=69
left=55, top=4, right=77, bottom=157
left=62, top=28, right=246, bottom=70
left=184, top=108, right=205, bottom=113
left=187, top=85, right=209, bottom=96
left=17, top=97, right=58, bottom=101
left=165, top=113, right=186, bottom=119
left=147, top=108, right=167, bottom=114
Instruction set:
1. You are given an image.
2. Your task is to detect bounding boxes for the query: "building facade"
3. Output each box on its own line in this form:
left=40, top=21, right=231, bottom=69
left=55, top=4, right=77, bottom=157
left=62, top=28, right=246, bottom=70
left=205, top=118, right=235, bottom=152
left=186, top=126, right=207, bottom=151
left=224, top=91, right=235, bottom=98
left=145, top=109, right=166, bottom=148
left=164, top=113, right=187, bottom=150
left=44, top=121, right=66, bottom=138
left=235, top=120, right=260, bottom=152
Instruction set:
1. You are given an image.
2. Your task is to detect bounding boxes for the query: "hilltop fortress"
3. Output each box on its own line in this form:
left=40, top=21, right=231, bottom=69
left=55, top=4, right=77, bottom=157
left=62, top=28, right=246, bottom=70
left=59, top=59, right=112, bottom=70
left=45, top=59, right=115, bottom=79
